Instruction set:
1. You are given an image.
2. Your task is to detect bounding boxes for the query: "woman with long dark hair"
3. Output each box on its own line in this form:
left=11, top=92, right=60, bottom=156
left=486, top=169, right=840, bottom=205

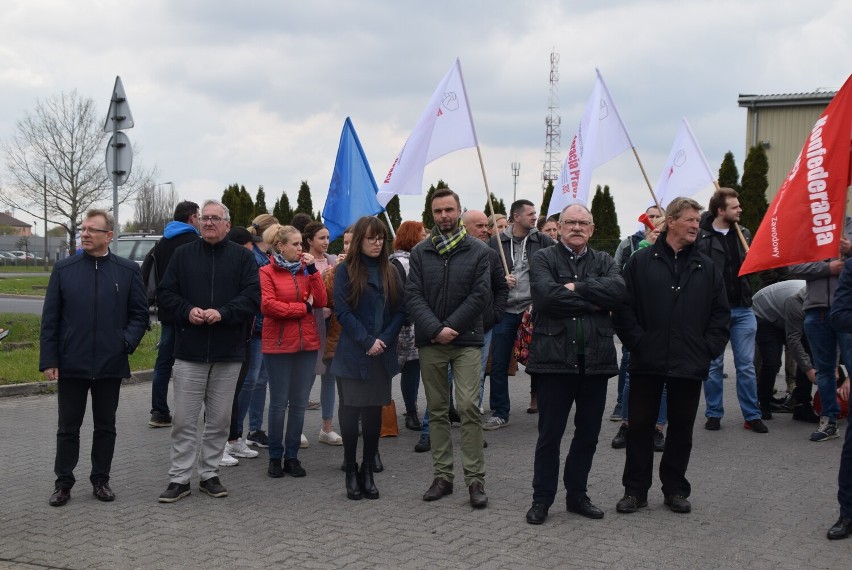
left=330, top=216, right=405, bottom=500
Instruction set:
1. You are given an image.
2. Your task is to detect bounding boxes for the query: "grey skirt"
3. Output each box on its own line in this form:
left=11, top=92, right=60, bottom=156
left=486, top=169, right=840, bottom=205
left=339, top=357, right=391, bottom=407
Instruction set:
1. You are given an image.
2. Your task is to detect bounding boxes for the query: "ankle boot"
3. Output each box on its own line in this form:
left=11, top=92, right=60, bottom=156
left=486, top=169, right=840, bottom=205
left=345, top=463, right=362, bottom=500
left=373, top=451, right=384, bottom=473
left=360, top=463, right=379, bottom=499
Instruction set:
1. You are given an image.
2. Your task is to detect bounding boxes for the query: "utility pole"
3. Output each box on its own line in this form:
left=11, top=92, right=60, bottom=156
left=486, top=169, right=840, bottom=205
left=542, top=49, right=561, bottom=203
left=511, top=162, right=520, bottom=202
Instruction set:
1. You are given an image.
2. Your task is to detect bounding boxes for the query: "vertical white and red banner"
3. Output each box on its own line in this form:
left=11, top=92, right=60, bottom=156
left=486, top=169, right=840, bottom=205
left=376, top=58, right=478, bottom=207
left=654, top=117, right=715, bottom=208
left=740, top=73, right=852, bottom=276
left=548, top=69, right=633, bottom=217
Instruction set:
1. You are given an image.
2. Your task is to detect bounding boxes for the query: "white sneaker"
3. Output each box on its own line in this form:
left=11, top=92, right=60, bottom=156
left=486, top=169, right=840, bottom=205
left=220, top=450, right=239, bottom=467
left=226, top=438, right=259, bottom=458
left=300, top=434, right=309, bottom=449
left=318, top=429, right=343, bottom=446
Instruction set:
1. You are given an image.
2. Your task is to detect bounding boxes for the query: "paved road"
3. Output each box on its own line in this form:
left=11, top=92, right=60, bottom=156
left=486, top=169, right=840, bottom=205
left=0, top=295, right=44, bottom=315
left=0, top=348, right=848, bottom=569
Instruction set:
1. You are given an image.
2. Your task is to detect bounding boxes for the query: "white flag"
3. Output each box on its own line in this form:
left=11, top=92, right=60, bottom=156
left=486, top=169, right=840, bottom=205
left=376, top=58, right=478, bottom=207
left=548, top=69, right=633, bottom=217
left=654, top=118, right=715, bottom=208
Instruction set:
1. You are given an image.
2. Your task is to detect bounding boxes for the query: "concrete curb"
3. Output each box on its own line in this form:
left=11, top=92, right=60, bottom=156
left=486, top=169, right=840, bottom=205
left=0, top=369, right=153, bottom=398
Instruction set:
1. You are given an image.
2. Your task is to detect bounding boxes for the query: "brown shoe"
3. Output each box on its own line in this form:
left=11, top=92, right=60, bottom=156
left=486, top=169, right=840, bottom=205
left=422, top=477, right=453, bottom=501
left=92, top=482, right=115, bottom=502
left=49, top=487, right=71, bottom=507
left=469, top=482, right=488, bottom=509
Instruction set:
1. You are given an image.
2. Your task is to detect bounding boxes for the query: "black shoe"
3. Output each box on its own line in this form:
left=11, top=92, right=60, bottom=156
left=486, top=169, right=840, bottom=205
left=49, top=487, right=71, bottom=507
left=246, top=430, right=270, bottom=448
left=345, top=463, right=362, bottom=500
left=653, top=428, right=665, bottom=452
left=770, top=393, right=795, bottom=413
left=744, top=419, right=769, bottom=433
left=158, top=482, right=190, bottom=503
left=148, top=410, right=172, bottom=428
left=793, top=403, right=820, bottom=423
left=468, top=482, right=488, bottom=508
left=360, top=463, right=380, bottom=500
left=423, top=477, right=453, bottom=501
left=705, top=417, right=721, bottom=431
left=760, top=404, right=773, bottom=420
left=616, top=494, right=647, bottom=514
left=414, top=434, right=431, bottom=452
left=267, top=458, right=284, bottom=478
left=199, top=476, right=228, bottom=498
left=405, top=412, right=422, bottom=431
left=449, top=407, right=461, bottom=424
left=373, top=451, right=384, bottom=473
left=827, top=517, right=852, bottom=540
left=566, top=495, right=604, bottom=519
left=283, top=458, right=306, bottom=477
left=92, top=481, right=115, bottom=502
left=611, top=424, right=628, bottom=449
left=526, top=502, right=549, bottom=525
left=664, top=494, right=691, bottom=513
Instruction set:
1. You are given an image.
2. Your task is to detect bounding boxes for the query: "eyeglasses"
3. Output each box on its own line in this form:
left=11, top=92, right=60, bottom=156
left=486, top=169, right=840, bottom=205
left=365, top=236, right=386, bottom=244
left=81, top=226, right=110, bottom=234
left=200, top=216, right=226, bottom=224
left=560, top=219, right=592, bottom=228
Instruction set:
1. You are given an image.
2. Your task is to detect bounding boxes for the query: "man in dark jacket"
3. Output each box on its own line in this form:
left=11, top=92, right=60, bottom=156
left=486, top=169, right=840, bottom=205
left=40, top=209, right=149, bottom=506
left=694, top=188, right=766, bottom=432
left=140, top=200, right=199, bottom=428
left=406, top=188, right=491, bottom=508
left=486, top=199, right=555, bottom=429
left=524, top=204, right=624, bottom=525
left=614, top=197, right=730, bottom=515
left=156, top=199, right=260, bottom=503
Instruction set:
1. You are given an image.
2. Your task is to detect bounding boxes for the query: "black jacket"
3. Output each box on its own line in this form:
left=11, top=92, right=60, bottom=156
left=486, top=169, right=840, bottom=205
left=613, top=235, right=730, bottom=381
left=484, top=247, right=509, bottom=332
left=141, top=229, right=200, bottom=321
left=405, top=234, right=490, bottom=347
left=694, top=214, right=753, bottom=308
left=157, top=238, right=260, bottom=362
left=526, top=244, right=624, bottom=377
left=40, top=251, right=149, bottom=379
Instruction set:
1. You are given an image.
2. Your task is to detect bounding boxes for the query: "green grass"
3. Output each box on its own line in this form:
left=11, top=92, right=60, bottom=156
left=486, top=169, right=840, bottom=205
left=0, top=265, right=51, bottom=273
left=0, top=275, right=50, bottom=296
left=0, top=312, right=158, bottom=385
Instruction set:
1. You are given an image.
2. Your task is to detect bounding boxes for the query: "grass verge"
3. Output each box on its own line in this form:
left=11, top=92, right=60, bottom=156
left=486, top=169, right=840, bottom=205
left=0, top=275, right=50, bottom=296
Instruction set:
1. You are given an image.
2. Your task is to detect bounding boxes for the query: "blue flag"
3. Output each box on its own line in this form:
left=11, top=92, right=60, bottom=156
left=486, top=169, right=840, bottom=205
left=322, top=117, right=384, bottom=241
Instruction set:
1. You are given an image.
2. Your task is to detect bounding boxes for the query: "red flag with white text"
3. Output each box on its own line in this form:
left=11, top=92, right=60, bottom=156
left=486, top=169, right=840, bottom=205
left=739, top=74, right=852, bottom=276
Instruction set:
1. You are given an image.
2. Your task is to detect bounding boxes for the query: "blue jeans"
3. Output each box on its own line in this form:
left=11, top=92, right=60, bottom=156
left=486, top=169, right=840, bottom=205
left=264, top=351, right=316, bottom=460
left=150, top=321, right=175, bottom=416
left=489, top=312, right=523, bottom=421
left=400, top=359, right=421, bottom=414
left=478, top=329, right=493, bottom=409
left=704, top=306, right=761, bottom=421
left=236, top=337, right=267, bottom=435
left=803, top=308, right=852, bottom=422
left=621, top=370, right=668, bottom=425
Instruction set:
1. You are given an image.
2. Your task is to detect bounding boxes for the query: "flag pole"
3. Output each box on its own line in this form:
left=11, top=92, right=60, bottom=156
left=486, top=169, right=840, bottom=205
left=631, top=147, right=662, bottom=213
left=382, top=210, right=397, bottom=239
left=712, top=180, right=749, bottom=252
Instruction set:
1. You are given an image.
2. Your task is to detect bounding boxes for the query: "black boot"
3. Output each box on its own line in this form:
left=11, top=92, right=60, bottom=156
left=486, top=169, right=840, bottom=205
left=360, top=463, right=379, bottom=499
left=345, top=463, right=362, bottom=500
left=373, top=451, right=384, bottom=473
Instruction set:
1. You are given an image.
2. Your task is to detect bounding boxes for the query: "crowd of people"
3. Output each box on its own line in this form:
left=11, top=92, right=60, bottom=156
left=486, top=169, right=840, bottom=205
left=38, top=187, right=851, bottom=540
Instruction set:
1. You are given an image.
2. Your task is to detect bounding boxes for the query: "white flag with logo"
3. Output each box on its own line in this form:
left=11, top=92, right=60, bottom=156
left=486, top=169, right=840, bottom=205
left=377, top=58, right=478, bottom=207
left=548, top=69, right=633, bottom=217
left=654, top=117, right=715, bottom=208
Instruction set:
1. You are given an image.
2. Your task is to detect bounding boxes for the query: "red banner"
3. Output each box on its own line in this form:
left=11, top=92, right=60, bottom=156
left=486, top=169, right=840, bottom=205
left=740, top=74, right=852, bottom=276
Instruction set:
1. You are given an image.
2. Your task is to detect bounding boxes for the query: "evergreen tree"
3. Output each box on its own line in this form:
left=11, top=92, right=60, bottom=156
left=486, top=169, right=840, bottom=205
left=254, top=185, right=268, bottom=217
left=588, top=185, right=621, bottom=256
left=541, top=180, right=554, bottom=218
left=497, top=198, right=507, bottom=215
left=421, top=179, right=447, bottom=227
left=272, top=198, right=281, bottom=221
left=236, top=185, right=254, bottom=226
left=740, top=144, right=770, bottom=233
left=718, top=151, right=741, bottom=192
left=278, top=190, right=294, bottom=225
left=296, top=180, right=313, bottom=215
left=385, top=195, right=402, bottom=231
left=221, top=183, right=241, bottom=223
left=484, top=193, right=507, bottom=216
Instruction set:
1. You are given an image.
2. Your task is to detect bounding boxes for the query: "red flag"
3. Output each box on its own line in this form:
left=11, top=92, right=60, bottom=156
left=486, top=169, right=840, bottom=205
left=740, top=74, right=852, bottom=276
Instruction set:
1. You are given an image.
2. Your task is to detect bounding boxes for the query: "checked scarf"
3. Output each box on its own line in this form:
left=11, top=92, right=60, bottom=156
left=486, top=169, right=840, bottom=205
left=431, top=220, right=467, bottom=256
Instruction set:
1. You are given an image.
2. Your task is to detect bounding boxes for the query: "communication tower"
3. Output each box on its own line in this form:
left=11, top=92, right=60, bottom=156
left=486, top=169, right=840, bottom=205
left=542, top=50, right=561, bottom=193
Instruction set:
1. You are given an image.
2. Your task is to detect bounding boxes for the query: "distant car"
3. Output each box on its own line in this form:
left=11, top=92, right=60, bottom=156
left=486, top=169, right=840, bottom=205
left=7, top=251, right=35, bottom=260
left=115, top=234, right=161, bottom=265
left=0, top=251, right=16, bottom=265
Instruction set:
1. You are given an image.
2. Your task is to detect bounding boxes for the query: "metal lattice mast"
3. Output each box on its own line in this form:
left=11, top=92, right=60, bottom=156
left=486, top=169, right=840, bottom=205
left=542, top=50, right=561, bottom=196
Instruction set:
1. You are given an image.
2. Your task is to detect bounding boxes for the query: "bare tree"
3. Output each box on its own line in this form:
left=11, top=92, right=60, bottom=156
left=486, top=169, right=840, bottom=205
left=131, top=182, right=178, bottom=234
left=1, top=90, right=156, bottom=254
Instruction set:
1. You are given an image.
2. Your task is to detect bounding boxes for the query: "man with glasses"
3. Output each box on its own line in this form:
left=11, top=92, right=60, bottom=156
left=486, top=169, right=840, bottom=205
left=524, top=204, right=624, bottom=524
left=156, top=200, right=260, bottom=503
left=41, top=209, right=149, bottom=506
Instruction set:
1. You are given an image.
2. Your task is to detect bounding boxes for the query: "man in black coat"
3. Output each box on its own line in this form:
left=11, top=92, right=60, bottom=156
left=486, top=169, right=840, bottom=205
left=524, top=204, right=625, bottom=525
left=613, top=197, right=730, bottom=515
left=40, top=209, right=149, bottom=506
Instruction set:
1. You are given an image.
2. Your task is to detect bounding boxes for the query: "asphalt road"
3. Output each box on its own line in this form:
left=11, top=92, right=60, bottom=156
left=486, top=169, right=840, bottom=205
left=0, top=295, right=44, bottom=315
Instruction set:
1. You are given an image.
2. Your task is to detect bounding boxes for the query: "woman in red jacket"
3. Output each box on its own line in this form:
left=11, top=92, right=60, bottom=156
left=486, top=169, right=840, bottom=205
left=260, top=224, right=327, bottom=479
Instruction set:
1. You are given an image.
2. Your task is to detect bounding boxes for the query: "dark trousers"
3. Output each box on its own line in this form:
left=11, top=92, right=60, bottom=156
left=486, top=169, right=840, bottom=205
left=228, top=344, right=251, bottom=440
left=840, top=421, right=852, bottom=518
left=339, top=404, right=381, bottom=466
left=623, top=375, right=702, bottom=499
left=532, top=373, right=608, bottom=506
left=150, top=321, right=175, bottom=415
left=55, top=377, right=122, bottom=489
left=755, top=318, right=786, bottom=405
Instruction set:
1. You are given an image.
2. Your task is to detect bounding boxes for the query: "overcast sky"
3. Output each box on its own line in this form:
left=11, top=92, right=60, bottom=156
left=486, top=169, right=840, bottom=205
left=1, top=0, right=849, bottom=235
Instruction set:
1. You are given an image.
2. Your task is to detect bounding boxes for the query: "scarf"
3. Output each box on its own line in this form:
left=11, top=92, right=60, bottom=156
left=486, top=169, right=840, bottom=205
left=430, top=220, right=467, bottom=257
left=272, top=253, right=303, bottom=275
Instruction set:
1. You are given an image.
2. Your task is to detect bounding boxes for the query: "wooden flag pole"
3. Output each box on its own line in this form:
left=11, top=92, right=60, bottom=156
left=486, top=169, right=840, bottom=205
left=476, top=145, right=510, bottom=275
left=631, top=146, right=663, bottom=213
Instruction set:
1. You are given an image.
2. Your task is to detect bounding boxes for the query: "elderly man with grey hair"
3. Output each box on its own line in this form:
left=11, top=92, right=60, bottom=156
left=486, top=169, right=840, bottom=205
left=156, top=199, right=260, bottom=503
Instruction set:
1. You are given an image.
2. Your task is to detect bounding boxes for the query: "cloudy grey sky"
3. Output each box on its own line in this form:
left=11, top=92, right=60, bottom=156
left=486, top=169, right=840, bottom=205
left=1, top=0, right=849, bottom=234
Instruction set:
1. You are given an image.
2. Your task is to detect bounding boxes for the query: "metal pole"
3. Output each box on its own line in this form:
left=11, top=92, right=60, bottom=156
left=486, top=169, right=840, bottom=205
left=43, top=173, right=49, bottom=271
left=112, top=114, right=119, bottom=248
left=511, top=162, right=520, bottom=202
